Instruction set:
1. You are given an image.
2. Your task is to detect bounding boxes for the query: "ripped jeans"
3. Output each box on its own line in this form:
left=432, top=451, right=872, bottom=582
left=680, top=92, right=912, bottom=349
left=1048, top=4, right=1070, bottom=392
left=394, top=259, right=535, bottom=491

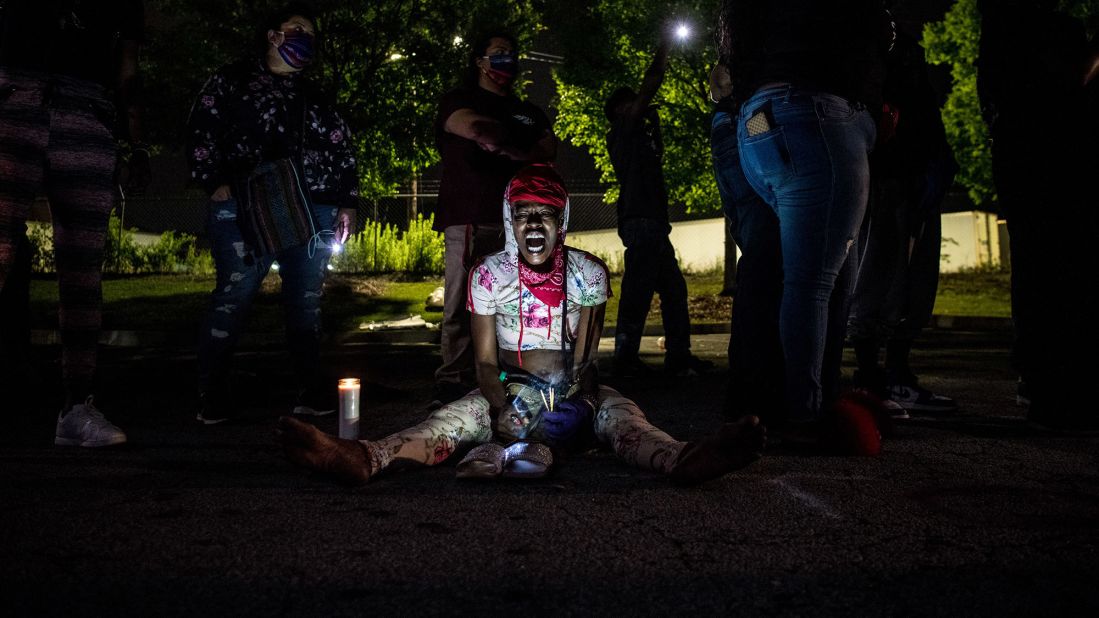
left=197, top=198, right=337, bottom=395
left=737, top=87, right=875, bottom=422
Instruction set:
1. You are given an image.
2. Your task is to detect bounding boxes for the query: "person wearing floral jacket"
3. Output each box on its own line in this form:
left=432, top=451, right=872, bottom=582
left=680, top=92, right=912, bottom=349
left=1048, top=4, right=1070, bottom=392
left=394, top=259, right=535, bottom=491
left=186, top=3, right=358, bottom=424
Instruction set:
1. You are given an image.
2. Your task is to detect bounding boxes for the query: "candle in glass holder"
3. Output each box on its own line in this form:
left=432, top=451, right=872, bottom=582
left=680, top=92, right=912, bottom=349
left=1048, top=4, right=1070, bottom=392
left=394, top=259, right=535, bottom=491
left=338, top=378, right=361, bottom=439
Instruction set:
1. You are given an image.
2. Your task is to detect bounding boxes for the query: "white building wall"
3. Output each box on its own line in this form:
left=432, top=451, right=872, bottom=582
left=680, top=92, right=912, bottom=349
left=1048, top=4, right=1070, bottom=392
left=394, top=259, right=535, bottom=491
left=569, top=211, right=1005, bottom=274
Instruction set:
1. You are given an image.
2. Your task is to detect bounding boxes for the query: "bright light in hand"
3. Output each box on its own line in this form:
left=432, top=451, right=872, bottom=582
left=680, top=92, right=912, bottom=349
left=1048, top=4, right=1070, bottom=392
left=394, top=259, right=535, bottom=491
left=331, top=243, right=343, bottom=254
left=675, top=24, right=691, bottom=40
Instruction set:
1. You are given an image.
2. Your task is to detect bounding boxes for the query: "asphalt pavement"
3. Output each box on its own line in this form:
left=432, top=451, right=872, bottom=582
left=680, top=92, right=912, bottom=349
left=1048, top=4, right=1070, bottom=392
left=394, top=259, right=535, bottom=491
left=2, top=327, right=1098, bottom=616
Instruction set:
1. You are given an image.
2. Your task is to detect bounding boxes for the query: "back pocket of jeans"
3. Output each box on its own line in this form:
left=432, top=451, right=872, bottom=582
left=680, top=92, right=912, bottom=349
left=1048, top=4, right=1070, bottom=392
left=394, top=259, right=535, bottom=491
left=742, top=128, right=794, bottom=185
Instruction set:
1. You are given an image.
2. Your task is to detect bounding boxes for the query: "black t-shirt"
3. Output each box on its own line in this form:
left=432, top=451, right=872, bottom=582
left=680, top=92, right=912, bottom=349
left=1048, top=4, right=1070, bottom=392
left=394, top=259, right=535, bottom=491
left=433, top=85, right=551, bottom=231
left=978, top=3, right=1087, bottom=132
left=727, top=0, right=892, bottom=114
left=607, top=107, right=668, bottom=224
left=0, top=0, right=144, bottom=88
left=875, top=30, right=951, bottom=177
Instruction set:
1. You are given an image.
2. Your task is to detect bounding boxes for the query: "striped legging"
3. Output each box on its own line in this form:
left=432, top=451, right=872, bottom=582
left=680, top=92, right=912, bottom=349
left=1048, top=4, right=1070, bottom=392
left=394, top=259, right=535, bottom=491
left=0, top=68, right=117, bottom=403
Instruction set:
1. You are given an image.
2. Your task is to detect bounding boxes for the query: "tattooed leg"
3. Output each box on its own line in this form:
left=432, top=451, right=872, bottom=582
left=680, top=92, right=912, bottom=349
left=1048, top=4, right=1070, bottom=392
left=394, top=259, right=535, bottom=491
left=593, top=386, right=685, bottom=473
left=280, top=392, right=493, bottom=483
left=365, top=391, right=493, bottom=474
left=593, top=386, right=765, bottom=484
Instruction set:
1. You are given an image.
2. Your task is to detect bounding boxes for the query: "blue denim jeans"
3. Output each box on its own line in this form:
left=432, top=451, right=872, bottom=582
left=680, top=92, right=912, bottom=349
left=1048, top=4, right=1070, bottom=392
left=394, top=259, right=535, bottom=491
left=197, top=198, right=337, bottom=394
left=737, top=87, right=875, bottom=421
left=848, top=155, right=952, bottom=349
left=711, top=111, right=784, bottom=421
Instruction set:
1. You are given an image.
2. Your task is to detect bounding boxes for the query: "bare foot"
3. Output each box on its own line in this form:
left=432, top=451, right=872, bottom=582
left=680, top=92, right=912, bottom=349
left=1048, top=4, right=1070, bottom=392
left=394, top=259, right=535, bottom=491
left=669, top=415, right=766, bottom=486
left=278, top=416, right=372, bottom=485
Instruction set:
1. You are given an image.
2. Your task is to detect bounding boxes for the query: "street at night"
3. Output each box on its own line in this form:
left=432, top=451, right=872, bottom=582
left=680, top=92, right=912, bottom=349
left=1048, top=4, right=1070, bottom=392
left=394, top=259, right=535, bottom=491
left=4, top=328, right=1098, bottom=615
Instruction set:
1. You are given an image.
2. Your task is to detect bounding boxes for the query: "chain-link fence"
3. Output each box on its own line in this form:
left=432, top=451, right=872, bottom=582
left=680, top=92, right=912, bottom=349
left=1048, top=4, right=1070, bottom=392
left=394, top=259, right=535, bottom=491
left=97, top=189, right=718, bottom=238
left=25, top=186, right=725, bottom=275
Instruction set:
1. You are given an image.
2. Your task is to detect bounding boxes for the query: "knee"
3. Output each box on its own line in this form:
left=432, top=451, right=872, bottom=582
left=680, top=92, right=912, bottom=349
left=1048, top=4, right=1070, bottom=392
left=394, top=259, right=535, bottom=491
left=212, top=267, right=262, bottom=303
left=595, top=394, right=645, bottom=426
left=430, top=392, right=492, bottom=435
left=284, top=282, right=324, bottom=314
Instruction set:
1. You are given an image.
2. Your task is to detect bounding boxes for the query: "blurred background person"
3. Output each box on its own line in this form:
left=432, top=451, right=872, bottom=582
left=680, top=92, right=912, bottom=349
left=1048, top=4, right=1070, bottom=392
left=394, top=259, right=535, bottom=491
left=605, top=24, right=713, bottom=378
left=430, top=29, right=556, bottom=409
left=0, top=0, right=148, bottom=446
left=186, top=3, right=358, bottom=424
left=848, top=26, right=959, bottom=418
left=977, top=0, right=1099, bottom=432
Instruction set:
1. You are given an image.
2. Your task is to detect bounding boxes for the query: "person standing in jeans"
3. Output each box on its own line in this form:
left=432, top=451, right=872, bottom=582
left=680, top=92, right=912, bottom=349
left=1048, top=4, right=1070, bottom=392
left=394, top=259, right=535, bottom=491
left=430, top=30, right=556, bottom=409
left=848, top=28, right=959, bottom=418
left=0, top=0, right=149, bottom=446
left=186, top=3, right=358, bottom=424
left=720, top=0, right=893, bottom=446
left=709, top=62, right=783, bottom=424
left=605, top=25, right=711, bottom=378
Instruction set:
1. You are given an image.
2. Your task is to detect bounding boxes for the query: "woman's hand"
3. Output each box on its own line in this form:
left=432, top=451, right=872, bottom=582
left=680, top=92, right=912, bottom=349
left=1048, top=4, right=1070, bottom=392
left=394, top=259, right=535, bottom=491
left=210, top=185, right=232, bottom=202
left=335, top=208, right=357, bottom=244
left=542, top=395, right=595, bottom=447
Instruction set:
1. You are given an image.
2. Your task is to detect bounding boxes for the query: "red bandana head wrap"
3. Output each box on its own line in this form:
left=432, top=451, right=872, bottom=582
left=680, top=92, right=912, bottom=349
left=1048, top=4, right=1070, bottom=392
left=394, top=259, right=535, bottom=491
left=507, top=164, right=568, bottom=311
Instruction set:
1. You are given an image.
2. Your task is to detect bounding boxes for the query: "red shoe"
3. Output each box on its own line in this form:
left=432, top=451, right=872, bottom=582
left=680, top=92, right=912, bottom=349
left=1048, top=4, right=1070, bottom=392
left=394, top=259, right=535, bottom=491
left=824, top=397, right=882, bottom=457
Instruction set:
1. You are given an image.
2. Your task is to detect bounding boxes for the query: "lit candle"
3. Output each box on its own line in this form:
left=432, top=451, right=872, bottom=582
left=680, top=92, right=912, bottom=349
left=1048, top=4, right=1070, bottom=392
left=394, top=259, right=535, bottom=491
left=338, top=378, right=361, bottom=439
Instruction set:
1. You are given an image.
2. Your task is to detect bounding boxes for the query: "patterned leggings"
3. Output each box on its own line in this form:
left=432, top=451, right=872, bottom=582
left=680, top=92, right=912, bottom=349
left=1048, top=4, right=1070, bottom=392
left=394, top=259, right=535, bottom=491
left=0, top=69, right=116, bottom=402
left=362, top=385, right=685, bottom=476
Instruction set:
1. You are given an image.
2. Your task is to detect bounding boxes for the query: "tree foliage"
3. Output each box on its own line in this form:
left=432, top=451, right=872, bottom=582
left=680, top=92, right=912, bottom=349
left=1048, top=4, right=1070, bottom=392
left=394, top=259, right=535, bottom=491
left=143, top=0, right=541, bottom=196
left=922, top=0, right=991, bottom=207
left=547, top=0, right=719, bottom=212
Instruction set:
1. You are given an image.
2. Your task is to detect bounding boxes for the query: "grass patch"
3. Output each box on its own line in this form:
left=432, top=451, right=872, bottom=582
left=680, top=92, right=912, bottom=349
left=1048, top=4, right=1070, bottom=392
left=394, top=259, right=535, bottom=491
left=27, top=267, right=1010, bottom=333
left=30, top=273, right=444, bottom=333
left=933, top=266, right=1012, bottom=318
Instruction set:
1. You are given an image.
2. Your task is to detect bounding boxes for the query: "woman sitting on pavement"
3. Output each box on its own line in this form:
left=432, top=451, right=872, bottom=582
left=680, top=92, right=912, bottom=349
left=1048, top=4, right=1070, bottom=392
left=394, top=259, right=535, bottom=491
left=279, top=164, right=765, bottom=484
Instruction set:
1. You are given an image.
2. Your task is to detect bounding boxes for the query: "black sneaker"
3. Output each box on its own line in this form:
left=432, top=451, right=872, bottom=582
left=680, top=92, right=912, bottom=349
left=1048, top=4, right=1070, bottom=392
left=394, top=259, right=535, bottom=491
left=612, top=355, right=657, bottom=378
left=197, top=391, right=234, bottom=425
left=887, top=381, right=957, bottom=413
left=1016, top=379, right=1031, bottom=407
left=664, top=354, right=716, bottom=377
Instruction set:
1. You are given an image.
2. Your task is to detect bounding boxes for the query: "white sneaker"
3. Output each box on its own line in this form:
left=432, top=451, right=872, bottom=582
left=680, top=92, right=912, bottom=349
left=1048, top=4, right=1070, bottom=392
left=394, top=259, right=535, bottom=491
left=881, top=397, right=910, bottom=420
left=55, top=397, right=128, bottom=447
left=888, top=382, right=958, bottom=413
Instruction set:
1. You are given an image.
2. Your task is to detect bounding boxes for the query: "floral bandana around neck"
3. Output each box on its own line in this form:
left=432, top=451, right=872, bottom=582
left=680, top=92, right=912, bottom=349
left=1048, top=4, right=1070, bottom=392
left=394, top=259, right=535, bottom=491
left=504, top=164, right=569, bottom=366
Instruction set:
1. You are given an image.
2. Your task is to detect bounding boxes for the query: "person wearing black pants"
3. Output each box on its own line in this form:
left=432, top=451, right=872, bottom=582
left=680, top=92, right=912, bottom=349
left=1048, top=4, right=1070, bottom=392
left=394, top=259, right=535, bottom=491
left=605, top=25, right=710, bottom=378
left=978, top=0, right=1099, bottom=432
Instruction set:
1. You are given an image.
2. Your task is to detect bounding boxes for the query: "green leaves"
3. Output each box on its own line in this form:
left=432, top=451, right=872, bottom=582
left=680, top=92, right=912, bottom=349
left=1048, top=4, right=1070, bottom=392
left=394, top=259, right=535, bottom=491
left=548, top=0, right=720, bottom=213
left=144, top=0, right=540, bottom=197
left=923, top=0, right=992, bottom=207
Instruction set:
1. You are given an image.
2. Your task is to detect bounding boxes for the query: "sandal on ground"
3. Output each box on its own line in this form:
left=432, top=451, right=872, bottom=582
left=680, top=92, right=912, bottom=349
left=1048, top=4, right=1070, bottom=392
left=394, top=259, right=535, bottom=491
left=455, top=443, right=506, bottom=479
left=501, top=442, right=554, bottom=479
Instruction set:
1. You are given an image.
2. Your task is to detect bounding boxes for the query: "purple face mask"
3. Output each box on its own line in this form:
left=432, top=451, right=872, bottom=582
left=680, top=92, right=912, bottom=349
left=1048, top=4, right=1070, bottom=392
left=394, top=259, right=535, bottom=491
left=484, top=53, right=519, bottom=87
left=276, top=30, right=316, bottom=69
